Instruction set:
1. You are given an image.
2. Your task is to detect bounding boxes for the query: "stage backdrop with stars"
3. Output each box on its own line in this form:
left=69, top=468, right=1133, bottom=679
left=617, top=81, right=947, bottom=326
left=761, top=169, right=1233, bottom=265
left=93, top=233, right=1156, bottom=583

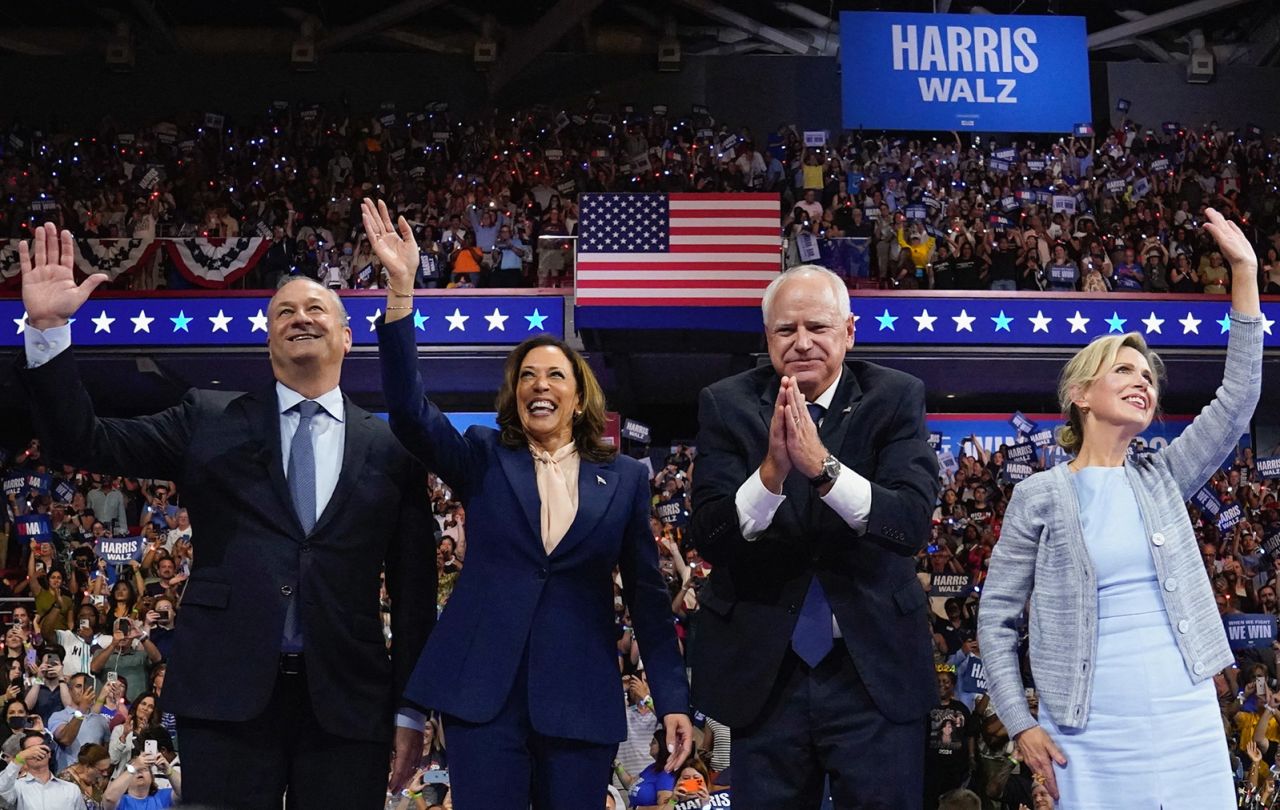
left=1, top=294, right=563, bottom=348
left=576, top=292, right=1278, bottom=349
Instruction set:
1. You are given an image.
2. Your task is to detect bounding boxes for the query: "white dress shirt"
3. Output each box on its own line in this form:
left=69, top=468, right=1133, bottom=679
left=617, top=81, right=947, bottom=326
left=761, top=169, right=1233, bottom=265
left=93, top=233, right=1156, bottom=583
left=276, top=382, right=344, bottom=524
left=0, top=761, right=86, bottom=809
left=733, top=371, right=874, bottom=637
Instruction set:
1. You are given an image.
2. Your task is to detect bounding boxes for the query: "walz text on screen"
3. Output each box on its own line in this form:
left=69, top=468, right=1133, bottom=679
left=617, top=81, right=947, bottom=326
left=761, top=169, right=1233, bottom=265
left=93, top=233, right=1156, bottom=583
left=839, top=12, right=1090, bottom=133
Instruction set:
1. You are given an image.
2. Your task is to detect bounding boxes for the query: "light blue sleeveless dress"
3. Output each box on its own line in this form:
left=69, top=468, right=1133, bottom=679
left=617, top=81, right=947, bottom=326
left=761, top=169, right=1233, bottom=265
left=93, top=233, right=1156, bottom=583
left=1038, top=466, right=1234, bottom=809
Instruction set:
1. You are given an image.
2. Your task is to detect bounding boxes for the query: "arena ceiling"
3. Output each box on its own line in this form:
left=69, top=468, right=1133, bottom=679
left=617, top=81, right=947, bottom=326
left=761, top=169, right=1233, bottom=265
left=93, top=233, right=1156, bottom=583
left=2, top=0, right=1277, bottom=66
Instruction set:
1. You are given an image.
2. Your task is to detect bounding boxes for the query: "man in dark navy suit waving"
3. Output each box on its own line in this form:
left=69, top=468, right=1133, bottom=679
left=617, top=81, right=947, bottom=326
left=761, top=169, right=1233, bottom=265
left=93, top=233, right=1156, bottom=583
left=15, top=222, right=435, bottom=810
left=690, top=264, right=940, bottom=810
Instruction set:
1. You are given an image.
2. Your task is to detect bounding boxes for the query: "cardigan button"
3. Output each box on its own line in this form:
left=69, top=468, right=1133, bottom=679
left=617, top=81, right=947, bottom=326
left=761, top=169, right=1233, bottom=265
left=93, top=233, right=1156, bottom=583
left=1193, top=661, right=1205, bottom=675
left=1151, top=532, right=1165, bottom=547
left=1178, top=619, right=1190, bottom=634
left=1163, top=578, right=1178, bottom=593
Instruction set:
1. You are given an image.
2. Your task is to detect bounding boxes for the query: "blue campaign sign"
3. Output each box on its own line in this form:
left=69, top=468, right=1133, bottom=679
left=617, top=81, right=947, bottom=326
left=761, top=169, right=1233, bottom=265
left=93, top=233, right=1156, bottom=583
left=15, top=515, right=51, bottom=541
left=1225, top=614, right=1277, bottom=650
left=958, top=656, right=988, bottom=694
left=1257, top=456, right=1280, bottom=480
left=53, top=481, right=77, bottom=505
left=839, top=12, right=1090, bottom=132
left=97, top=536, right=145, bottom=565
left=0, top=295, right=564, bottom=349
left=1192, top=485, right=1223, bottom=518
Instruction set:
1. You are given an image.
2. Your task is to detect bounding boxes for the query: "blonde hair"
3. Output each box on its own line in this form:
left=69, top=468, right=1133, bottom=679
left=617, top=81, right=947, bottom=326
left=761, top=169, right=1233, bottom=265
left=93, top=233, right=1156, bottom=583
left=1056, top=332, right=1165, bottom=455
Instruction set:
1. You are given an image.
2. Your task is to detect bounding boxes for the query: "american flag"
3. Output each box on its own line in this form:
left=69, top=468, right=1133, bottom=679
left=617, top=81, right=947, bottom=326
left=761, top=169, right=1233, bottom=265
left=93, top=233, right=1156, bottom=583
left=574, top=192, right=781, bottom=306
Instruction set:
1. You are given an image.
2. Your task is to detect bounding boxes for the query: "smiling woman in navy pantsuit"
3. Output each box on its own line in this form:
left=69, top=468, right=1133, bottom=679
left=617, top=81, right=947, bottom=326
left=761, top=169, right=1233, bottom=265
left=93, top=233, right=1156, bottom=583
left=361, top=198, right=693, bottom=810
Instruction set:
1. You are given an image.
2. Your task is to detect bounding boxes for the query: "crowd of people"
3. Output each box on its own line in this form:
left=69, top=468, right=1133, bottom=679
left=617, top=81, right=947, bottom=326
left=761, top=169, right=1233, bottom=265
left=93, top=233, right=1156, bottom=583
left=6, top=105, right=1280, bottom=295
left=926, top=437, right=1280, bottom=810
left=3, top=409, right=1276, bottom=809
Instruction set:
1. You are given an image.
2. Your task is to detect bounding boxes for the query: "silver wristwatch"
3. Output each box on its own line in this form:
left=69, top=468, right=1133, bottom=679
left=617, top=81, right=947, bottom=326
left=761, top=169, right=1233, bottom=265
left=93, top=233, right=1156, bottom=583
left=809, top=454, right=841, bottom=487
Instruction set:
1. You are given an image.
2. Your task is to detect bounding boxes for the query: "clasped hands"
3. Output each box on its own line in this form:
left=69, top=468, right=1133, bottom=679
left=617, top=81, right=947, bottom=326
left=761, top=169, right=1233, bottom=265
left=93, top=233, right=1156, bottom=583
left=760, top=376, right=832, bottom=494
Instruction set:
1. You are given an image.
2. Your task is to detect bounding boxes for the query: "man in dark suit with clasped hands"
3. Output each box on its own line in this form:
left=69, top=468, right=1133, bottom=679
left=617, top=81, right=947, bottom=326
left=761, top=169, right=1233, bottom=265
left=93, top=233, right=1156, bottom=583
left=690, top=264, right=940, bottom=810
left=14, top=222, right=436, bottom=809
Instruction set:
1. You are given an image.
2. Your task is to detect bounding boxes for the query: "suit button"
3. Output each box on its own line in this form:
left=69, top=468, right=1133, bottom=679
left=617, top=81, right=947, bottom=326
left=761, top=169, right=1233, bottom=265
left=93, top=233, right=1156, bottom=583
left=787, top=604, right=797, bottom=615
left=1163, top=578, right=1178, bottom=593
left=300, top=543, right=311, bottom=552
left=280, top=585, right=293, bottom=597
left=1178, top=619, right=1190, bottom=634
left=1151, top=532, right=1165, bottom=547
left=536, top=568, right=548, bottom=581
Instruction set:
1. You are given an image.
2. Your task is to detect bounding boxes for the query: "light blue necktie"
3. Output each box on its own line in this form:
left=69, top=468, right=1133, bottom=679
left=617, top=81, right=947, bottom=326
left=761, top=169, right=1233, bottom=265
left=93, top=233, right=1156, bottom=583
left=283, top=400, right=319, bottom=652
left=791, top=402, right=834, bottom=668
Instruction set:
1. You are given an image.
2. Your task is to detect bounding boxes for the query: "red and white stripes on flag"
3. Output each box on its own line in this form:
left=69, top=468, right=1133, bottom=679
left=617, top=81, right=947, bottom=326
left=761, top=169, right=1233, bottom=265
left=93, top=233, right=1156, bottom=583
left=575, top=192, right=780, bottom=306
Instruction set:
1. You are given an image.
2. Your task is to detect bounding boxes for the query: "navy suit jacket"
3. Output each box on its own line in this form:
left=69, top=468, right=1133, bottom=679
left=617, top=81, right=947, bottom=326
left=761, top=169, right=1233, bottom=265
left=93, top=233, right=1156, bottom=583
left=378, top=316, right=688, bottom=744
left=18, top=348, right=436, bottom=743
left=689, top=360, right=940, bottom=727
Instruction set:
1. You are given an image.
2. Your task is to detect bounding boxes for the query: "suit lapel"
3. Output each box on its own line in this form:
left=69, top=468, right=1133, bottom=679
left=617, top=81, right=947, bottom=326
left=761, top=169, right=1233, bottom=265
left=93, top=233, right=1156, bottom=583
left=820, top=366, right=864, bottom=456
left=245, top=387, right=305, bottom=539
left=550, top=459, right=620, bottom=559
left=310, top=396, right=375, bottom=537
left=758, top=376, right=779, bottom=434
left=497, top=445, right=543, bottom=545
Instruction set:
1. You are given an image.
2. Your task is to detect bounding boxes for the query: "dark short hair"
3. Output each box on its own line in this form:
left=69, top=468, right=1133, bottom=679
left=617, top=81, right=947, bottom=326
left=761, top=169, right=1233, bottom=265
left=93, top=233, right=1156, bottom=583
left=494, top=335, right=616, bottom=463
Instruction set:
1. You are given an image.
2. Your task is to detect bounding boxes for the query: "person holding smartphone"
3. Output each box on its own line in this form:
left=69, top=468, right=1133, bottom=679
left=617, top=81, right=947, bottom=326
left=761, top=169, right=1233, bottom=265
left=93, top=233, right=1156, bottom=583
left=24, top=649, right=71, bottom=724
left=101, top=748, right=178, bottom=810
left=89, top=621, right=158, bottom=703
left=48, top=674, right=118, bottom=772
left=0, top=731, right=86, bottom=809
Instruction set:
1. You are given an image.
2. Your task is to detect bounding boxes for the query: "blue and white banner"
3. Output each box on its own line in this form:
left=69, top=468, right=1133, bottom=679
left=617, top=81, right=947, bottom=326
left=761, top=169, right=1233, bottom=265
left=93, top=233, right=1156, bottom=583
left=1, top=295, right=564, bottom=348
left=2, top=475, right=24, bottom=497
left=1217, top=503, right=1244, bottom=532
left=1010, top=411, right=1037, bottom=436
left=928, top=413, right=1245, bottom=474
left=621, top=418, right=652, bottom=444
left=1225, top=614, right=1277, bottom=650
left=1003, top=441, right=1037, bottom=482
left=930, top=573, right=974, bottom=597
left=97, top=536, right=145, bottom=565
left=578, top=294, right=1279, bottom=347
left=1257, top=456, right=1280, bottom=480
left=53, top=481, right=77, bottom=505
left=25, top=473, right=50, bottom=495
left=15, top=515, right=51, bottom=542
left=840, top=12, right=1090, bottom=132
left=958, top=657, right=988, bottom=694
left=1192, top=485, right=1223, bottom=518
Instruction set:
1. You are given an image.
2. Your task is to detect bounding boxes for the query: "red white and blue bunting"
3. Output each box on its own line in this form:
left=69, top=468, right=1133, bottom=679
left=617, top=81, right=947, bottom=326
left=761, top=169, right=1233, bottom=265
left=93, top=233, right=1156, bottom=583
left=164, top=237, right=271, bottom=288
left=75, top=238, right=161, bottom=282
left=0, top=241, right=21, bottom=289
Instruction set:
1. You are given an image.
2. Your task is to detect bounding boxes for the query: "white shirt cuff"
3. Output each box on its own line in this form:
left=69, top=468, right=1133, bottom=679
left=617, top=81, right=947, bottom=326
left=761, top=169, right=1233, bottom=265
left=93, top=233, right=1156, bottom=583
left=24, top=322, right=72, bottom=369
left=818, top=464, right=872, bottom=533
left=395, top=707, right=426, bottom=732
left=735, top=468, right=787, bottom=541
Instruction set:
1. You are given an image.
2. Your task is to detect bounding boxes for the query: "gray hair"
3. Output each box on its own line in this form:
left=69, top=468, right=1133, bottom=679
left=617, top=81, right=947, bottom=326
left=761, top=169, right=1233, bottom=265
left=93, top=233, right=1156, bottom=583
left=273, top=275, right=349, bottom=325
left=761, top=264, right=851, bottom=324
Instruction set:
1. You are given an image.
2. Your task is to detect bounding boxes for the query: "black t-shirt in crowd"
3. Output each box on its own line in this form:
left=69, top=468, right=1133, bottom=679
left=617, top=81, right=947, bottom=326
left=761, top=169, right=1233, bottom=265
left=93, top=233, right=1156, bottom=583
left=932, top=259, right=956, bottom=290
left=952, top=259, right=980, bottom=289
left=989, top=248, right=1019, bottom=283
left=926, top=699, right=973, bottom=779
